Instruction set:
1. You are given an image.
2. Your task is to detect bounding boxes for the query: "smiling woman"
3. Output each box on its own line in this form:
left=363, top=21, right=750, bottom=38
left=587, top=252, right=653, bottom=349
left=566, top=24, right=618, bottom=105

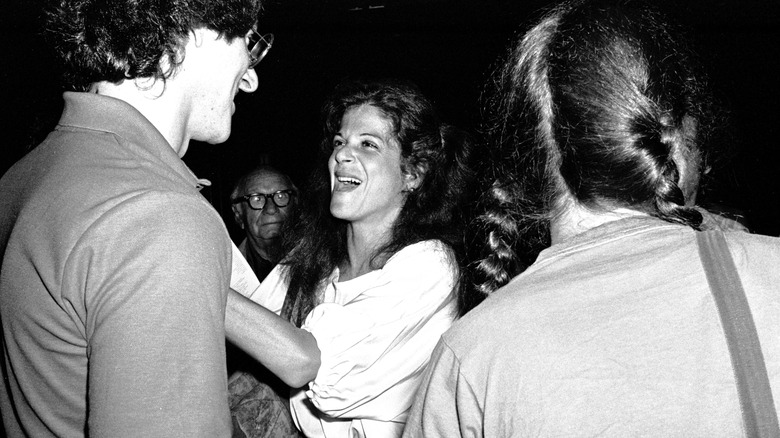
left=225, top=78, right=479, bottom=437
left=328, top=104, right=412, bottom=251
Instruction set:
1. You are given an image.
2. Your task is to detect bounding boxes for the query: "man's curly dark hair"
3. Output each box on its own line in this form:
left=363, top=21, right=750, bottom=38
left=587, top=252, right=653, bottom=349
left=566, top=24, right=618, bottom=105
left=45, top=0, right=262, bottom=91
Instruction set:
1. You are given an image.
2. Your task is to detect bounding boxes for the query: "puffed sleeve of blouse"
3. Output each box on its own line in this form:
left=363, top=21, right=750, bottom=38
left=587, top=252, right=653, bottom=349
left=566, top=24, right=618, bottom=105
left=245, top=264, right=288, bottom=315
left=301, top=240, right=458, bottom=421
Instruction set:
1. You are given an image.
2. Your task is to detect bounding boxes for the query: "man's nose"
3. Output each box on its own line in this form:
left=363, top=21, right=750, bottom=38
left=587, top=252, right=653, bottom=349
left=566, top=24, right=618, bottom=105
left=263, top=200, right=278, bottom=214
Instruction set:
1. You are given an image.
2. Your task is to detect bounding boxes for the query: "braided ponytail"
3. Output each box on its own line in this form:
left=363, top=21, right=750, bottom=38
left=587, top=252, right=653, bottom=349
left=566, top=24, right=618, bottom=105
left=467, top=0, right=716, bottom=303
left=653, top=128, right=704, bottom=229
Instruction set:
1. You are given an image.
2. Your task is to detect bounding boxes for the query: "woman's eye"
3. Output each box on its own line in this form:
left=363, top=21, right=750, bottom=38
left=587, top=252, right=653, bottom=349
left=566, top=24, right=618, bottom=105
left=362, top=141, right=378, bottom=149
left=332, top=139, right=344, bottom=148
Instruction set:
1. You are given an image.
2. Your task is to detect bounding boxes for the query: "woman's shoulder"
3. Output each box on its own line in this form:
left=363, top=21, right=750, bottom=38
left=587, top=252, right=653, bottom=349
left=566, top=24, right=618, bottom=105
left=381, top=239, right=456, bottom=278
left=388, top=239, right=452, bottom=262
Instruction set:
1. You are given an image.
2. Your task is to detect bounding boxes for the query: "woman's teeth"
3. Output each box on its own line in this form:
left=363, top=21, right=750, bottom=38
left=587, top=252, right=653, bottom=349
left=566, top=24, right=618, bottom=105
left=337, top=177, right=362, bottom=186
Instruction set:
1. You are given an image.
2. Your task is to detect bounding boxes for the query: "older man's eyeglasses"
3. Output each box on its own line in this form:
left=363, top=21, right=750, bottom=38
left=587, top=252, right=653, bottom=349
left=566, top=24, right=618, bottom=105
left=246, top=30, right=274, bottom=69
left=233, top=190, right=294, bottom=210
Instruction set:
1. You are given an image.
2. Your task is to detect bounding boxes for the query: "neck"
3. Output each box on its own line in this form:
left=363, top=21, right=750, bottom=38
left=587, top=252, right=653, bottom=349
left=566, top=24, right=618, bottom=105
left=247, top=236, right=280, bottom=263
left=341, top=222, right=392, bottom=281
left=91, top=79, right=189, bottom=156
left=550, top=196, right=648, bottom=245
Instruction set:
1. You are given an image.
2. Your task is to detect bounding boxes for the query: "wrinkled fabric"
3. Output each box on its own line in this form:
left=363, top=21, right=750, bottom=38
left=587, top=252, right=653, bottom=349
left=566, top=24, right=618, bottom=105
left=254, top=240, right=458, bottom=437
left=0, top=92, right=232, bottom=437
left=404, top=216, right=780, bottom=437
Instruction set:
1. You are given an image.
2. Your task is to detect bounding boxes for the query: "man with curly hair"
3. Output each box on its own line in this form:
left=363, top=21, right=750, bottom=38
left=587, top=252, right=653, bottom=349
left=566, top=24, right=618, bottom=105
left=0, top=0, right=269, bottom=436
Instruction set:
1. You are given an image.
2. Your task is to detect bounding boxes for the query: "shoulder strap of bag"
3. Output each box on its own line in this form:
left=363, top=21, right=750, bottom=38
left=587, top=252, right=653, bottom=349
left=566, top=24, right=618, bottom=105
left=696, top=230, right=779, bottom=437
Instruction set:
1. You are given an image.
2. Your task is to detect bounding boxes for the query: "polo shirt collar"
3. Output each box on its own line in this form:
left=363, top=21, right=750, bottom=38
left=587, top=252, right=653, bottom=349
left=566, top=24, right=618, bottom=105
left=58, top=91, right=204, bottom=189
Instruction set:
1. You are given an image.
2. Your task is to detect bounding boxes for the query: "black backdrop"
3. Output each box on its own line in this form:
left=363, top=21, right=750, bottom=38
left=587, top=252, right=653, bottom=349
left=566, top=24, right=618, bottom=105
left=3, top=0, right=779, bottom=239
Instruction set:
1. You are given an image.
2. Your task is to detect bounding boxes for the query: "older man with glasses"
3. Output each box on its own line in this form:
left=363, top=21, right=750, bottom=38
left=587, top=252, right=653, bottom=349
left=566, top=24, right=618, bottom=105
left=227, top=164, right=302, bottom=438
left=231, top=165, right=298, bottom=282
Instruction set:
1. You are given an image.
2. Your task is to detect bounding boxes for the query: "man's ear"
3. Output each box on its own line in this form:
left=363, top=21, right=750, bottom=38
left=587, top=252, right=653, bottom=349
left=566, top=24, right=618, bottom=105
left=231, top=203, right=245, bottom=229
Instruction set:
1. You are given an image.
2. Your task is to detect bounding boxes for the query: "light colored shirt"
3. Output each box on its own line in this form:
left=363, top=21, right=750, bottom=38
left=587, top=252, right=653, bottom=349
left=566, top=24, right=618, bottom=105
left=0, top=92, right=232, bottom=437
left=404, top=216, right=780, bottom=437
left=253, top=240, right=458, bottom=438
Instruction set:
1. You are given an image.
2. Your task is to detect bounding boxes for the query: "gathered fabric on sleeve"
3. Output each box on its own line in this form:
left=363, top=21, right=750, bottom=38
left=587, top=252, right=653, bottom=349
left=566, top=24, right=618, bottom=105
left=289, top=240, right=459, bottom=438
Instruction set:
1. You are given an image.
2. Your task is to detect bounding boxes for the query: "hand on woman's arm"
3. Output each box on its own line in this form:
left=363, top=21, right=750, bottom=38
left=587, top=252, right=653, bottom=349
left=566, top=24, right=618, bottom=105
left=225, top=289, right=321, bottom=388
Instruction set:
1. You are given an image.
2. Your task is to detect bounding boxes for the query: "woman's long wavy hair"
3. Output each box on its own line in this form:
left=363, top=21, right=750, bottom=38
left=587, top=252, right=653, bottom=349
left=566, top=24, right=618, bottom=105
left=280, top=79, right=478, bottom=326
left=468, top=0, right=720, bottom=301
left=45, top=0, right=263, bottom=91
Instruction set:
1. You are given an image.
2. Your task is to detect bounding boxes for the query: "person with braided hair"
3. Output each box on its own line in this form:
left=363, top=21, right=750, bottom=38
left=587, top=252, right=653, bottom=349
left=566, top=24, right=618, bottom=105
left=226, top=79, right=478, bottom=437
left=403, top=0, right=780, bottom=436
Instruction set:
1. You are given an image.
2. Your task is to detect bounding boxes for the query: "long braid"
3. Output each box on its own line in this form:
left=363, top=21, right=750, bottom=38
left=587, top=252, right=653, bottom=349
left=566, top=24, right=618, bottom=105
left=466, top=11, right=564, bottom=302
left=466, top=0, right=717, bottom=303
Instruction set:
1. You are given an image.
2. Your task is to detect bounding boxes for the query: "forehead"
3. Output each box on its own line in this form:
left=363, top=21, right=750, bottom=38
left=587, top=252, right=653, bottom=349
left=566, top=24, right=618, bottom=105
left=340, top=105, right=395, bottom=138
left=243, top=171, right=292, bottom=194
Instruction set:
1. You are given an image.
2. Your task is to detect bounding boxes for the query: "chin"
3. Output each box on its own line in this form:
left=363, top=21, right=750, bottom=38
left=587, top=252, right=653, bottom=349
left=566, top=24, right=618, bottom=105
left=329, top=204, right=353, bottom=222
left=210, top=136, right=230, bottom=145
left=203, top=127, right=232, bottom=145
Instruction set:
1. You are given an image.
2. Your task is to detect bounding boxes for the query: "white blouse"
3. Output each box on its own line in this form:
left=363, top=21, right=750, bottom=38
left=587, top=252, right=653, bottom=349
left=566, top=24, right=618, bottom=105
left=248, top=240, right=458, bottom=438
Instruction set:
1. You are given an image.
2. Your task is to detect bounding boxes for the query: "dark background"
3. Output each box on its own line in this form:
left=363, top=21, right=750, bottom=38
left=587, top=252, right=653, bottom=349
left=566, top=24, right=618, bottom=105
left=3, top=0, right=779, bottom=240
